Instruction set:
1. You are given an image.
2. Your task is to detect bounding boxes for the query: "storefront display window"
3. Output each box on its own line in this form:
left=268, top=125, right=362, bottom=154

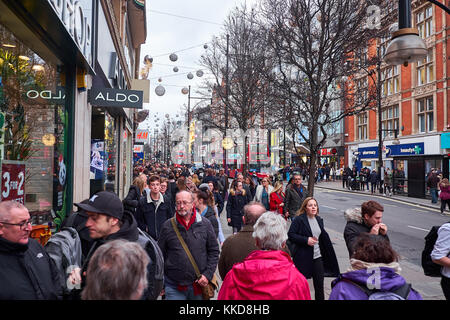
left=393, top=160, right=407, bottom=195
left=105, top=112, right=117, bottom=192
left=0, top=24, right=67, bottom=225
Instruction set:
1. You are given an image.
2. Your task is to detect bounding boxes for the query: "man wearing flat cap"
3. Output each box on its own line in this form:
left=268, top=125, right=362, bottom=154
left=71, top=191, right=158, bottom=299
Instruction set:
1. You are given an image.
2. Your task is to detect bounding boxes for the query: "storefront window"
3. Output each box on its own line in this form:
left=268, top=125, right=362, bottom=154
left=425, top=159, right=441, bottom=176
left=393, top=160, right=407, bottom=195
left=0, top=24, right=67, bottom=225
left=105, top=112, right=117, bottom=192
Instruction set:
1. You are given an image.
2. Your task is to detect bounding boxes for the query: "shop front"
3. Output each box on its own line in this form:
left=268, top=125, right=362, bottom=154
left=318, top=147, right=345, bottom=171
left=0, top=0, right=95, bottom=234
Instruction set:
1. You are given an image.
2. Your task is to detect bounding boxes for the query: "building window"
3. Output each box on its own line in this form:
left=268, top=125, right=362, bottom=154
left=381, top=105, right=399, bottom=138
left=357, top=112, right=368, bottom=140
left=416, top=6, right=433, bottom=38
left=416, top=50, right=434, bottom=86
left=355, top=77, right=368, bottom=105
left=382, top=65, right=400, bottom=96
left=417, top=97, right=434, bottom=133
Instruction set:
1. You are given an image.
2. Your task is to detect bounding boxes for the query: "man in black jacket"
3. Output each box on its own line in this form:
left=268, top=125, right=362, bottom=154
left=158, top=190, right=219, bottom=300
left=343, top=200, right=389, bottom=258
left=283, top=174, right=308, bottom=220
left=0, top=201, right=62, bottom=300
left=135, top=175, right=173, bottom=240
left=72, top=191, right=162, bottom=300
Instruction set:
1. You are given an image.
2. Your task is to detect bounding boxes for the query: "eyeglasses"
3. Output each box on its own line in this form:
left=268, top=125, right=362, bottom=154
left=0, top=219, right=32, bottom=230
left=176, top=201, right=192, bottom=207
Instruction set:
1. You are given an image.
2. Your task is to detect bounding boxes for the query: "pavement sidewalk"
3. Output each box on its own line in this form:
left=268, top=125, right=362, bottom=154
left=217, top=178, right=447, bottom=300
left=313, top=179, right=447, bottom=214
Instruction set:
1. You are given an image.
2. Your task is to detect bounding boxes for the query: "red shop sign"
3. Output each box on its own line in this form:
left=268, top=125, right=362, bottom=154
left=1, top=161, right=26, bottom=204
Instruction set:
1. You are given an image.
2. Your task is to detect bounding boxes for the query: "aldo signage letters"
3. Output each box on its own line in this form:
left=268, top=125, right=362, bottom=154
left=88, top=88, right=143, bottom=108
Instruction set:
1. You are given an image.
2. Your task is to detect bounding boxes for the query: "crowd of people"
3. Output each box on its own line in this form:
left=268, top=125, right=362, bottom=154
left=0, top=161, right=448, bottom=301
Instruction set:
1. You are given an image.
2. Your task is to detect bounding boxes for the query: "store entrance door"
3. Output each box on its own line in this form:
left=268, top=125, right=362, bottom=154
left=408, top=159, right=425, bottom=198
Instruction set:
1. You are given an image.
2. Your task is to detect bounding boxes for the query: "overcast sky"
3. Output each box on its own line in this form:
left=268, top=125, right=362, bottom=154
left=138, top=0, right=258, bottom=132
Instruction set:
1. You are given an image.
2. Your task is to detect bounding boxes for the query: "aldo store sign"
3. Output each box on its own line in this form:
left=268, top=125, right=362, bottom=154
left=88, top=87, right=143, bottom=108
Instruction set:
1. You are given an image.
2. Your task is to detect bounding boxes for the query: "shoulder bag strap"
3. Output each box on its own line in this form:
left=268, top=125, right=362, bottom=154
left=170, top=218, right=202, bottom=279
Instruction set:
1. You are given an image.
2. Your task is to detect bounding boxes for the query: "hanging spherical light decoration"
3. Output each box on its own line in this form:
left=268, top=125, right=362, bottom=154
left=204, top=44, right=208, bottom=49
left=158, top=77, right=162, bottom=82
left=155, top=85, right=166, bottom=96
left=173, top=66, right=179, bottom=72
left=181, top=87, right=189, bottom=95
left=169, top=53, right=178, bottom=62
left=196, top=70, right=204, bottom=77
left=187, top=72, right=194, bottom=80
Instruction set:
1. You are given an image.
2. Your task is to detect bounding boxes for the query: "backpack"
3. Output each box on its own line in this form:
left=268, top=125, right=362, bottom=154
left=136, top=228, right=165, bottom=300
left=421, top=223, right=449, bottom=277
left=339, top=278, right=411, bottom=300
left=45, top=227, right=83, bottom=294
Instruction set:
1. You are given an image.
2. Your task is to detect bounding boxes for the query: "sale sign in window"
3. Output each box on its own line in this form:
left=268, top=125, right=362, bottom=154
left=1, top=161, right=26, bottom=204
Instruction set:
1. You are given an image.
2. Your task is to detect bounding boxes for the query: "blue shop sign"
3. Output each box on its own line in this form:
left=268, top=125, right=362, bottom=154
left=442, top=133, right=450, bottom=149
left=358, top=146, right=378, bottom=159
left=386, top=142, right=424, bottom=156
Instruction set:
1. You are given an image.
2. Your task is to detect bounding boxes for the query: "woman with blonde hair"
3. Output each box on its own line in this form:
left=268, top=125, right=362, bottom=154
left=191, top=174, right=201, bottom=187
left=123, top=176, right=146, bottom=219
left=287, top=197, right=340, bottom=300
left=269, top=181, right=286, bottom=218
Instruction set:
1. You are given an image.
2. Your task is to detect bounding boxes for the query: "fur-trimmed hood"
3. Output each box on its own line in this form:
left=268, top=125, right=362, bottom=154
left=344, top=207, right=363, bottom=224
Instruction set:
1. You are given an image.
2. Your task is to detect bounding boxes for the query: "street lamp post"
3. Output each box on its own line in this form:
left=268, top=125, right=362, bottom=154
left=186, top=85, right=213, bottom=165
left=377, top=45, right=384, bottom=190
left=224, top=33, right=230, bottom=175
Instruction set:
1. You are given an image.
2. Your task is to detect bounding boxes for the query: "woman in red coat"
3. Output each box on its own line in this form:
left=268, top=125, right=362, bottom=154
left=269, top=182, right=286, bottom=219
left=218, top=212, right=310, bottom=300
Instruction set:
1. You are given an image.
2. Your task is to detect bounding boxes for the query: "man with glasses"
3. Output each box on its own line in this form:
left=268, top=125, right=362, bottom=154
left=284, top=174, right=308, bottom=220
left=0, top=201, right=62, bottom=299
left=158, top=190, right=219, bottom=300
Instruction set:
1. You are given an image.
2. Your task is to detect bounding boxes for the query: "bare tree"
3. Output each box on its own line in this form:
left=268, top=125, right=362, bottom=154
left=260, top=0, right=395, bottom=195
left=199, top=3, right=276, bottom=172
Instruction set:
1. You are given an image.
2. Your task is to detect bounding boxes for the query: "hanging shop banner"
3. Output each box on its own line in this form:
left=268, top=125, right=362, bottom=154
left=135, top=130, right=149, bottom=144
left=88, top=87, right=143, bottom=108
left=1, top=161, right=26, bottom=203
left=133, top=145, right=144, bottom=153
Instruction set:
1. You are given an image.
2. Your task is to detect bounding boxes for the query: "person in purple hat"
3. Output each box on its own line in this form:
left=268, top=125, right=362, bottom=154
left=329, top=233, right=422, bottom=300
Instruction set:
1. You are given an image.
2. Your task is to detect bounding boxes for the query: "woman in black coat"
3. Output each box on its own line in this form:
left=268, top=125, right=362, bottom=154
left=226, top=180, right=250, bottom=234
left=123, top=176, right=146, bottom=220
left=287, top=197, right=340, bottom=300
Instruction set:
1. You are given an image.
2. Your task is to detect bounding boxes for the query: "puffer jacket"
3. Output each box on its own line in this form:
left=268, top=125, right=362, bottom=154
left=158, top=212, right=219, bottom=286
left=0, top=237, right=62, bottom=300
left=343, top=208, right=390, bottom=257
left=218, top=250, right=311, bottom=300
left=439, top=182, right=450, bottom=200
left=330, top=260, right=422, bottom=300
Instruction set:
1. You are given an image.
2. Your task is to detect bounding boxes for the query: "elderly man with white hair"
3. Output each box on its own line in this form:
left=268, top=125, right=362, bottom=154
left=218, top=211, right=311, bottom=300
